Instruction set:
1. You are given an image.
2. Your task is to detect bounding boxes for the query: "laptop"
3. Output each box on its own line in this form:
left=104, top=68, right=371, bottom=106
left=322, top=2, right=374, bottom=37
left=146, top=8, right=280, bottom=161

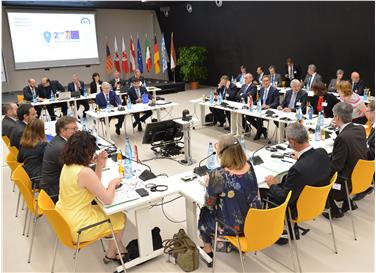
left=58, top=92, right=71, bottom=100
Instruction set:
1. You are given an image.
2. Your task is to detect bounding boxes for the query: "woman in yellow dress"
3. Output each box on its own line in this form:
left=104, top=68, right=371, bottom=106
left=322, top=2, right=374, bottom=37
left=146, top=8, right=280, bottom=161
left=56, top=131, right=126, bottom=264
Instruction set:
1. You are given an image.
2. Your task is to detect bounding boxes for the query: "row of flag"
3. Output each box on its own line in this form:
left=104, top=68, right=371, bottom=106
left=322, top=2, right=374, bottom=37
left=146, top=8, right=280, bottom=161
left=105, top=33, right=176, bottom=75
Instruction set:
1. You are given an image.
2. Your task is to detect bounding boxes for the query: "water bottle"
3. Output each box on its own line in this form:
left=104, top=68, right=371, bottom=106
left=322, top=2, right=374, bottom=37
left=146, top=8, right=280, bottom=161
left=314, top=121, right=321, bottom=141
left=209, top=91, right=214, bottom=106
left=308, top=103, right=313, bottom=121
left=106, top=98, right=111, bottom=113
left=67, top=107, right=73, bottom=117
left=50, top=91, right=55, bottom=101
left=83, top=88, right=87, bottom=97
left=240, top=135, right=246, bottom=151
left=218, top=92, right=223, bottom=105
left=231, top=76, right=234, bottom=83
left=241, top=97, right=245, bottom=105
left=127, top=98, right=132, bottom=110
left=296, top=105, right=303, bottom=123
left=124, top=137, right=133, bottom=179
left=32, top=92, right=37, bottom=103
left=319, top=110, right=324, bottom=126
left=363, top=89, right=369, bottom=101
left=82, top=118, right=87, bottom=131
left=257, top=98, right=262, bottom=113
left=207, top=142, right=216, bottom=170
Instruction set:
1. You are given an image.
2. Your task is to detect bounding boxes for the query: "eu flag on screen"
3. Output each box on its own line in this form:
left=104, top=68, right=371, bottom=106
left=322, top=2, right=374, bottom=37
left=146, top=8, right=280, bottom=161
left=70, top=31, right=80, bottom=39
left=137, top=37, right=143, bottom=73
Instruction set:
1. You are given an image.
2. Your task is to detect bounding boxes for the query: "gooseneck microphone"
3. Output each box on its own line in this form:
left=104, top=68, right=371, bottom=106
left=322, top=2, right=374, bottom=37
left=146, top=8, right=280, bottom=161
left=193, top=151, right=216, bottom=176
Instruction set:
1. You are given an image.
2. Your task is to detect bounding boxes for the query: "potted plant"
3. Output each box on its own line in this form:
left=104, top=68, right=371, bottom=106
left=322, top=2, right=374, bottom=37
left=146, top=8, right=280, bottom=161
left=177, top=46, right=208, bottom=89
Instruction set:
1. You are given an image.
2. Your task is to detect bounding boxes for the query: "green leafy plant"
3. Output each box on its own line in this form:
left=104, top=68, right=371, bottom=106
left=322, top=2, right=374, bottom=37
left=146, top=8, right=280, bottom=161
left=177, top=46, right=208, bottom=82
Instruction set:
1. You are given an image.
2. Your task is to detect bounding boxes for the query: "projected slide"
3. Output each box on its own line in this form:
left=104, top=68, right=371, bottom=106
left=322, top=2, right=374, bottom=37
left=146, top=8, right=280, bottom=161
left=7, top=11, right=100, bottom=69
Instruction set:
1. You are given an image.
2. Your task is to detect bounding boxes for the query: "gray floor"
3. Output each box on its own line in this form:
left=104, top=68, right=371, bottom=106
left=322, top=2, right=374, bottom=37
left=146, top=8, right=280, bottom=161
left=2, top=87, right=374, bottom=272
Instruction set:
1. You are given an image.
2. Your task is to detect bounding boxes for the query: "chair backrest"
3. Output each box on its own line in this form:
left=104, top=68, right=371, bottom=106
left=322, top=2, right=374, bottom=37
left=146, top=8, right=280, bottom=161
left=243, top=191, right=292, bottom=252
left=11, top=165, right=37, bottom=215
left=2, top=135, right=10, bottom=147
left=6, top=152, right=20, bottom=174
left=17, top=95, right=24, bottom=103
left=365, top=120, right=372, bottom=137
left=351, top=159, right=375, bottom=195
left=295, top=172, right=337, bottom=223
left=38, top=190, right=75, bottom=249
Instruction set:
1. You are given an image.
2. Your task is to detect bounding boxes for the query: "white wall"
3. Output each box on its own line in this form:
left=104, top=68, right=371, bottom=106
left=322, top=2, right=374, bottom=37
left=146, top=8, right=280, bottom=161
left=1, top=8, right=168, bottom=92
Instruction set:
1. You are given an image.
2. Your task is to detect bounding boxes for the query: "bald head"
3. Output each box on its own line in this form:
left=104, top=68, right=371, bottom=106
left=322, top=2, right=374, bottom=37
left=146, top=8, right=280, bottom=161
left=28, top=78, right=36, bottom=88
left=244, top=73, right=253, bottom=85
left=351, top=72, right=360, bottom=83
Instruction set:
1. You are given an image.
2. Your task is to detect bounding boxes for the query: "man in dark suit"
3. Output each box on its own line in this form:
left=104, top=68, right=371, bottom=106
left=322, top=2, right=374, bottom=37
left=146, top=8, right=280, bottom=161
left=284, top=58, right=302, bottom=87
left=41, top=116, right=77, bottom=203
left=254, top=66, right=265, bottom=85
left=278, top=79, right=308, bottom=113
left=2, top=103, right=18, bottom=138
left=237, top=73, right=258, bottom=133
left=38, top=77, right=67, bottom=119
left=303, top=64, right=323, bottom=90
left=235, top=65, right=247, bottom=83
left=268, top=65, right=282, bottom=87
left=323, top=102, right=368, bottom=219
left=128, top=78, right=153, bottom=132
left=10, top=103, right=37, bottom=149
left=128, top=69, right=146, bottom=86
left=23, top=78, right=43, bottom=116
left=349, top=72, right=365, bottom=96
left=109, top=70, right=128, bottom=92
left=96, top=82, right=125, bottom=135
left=67, top=74, right=89, bottom=118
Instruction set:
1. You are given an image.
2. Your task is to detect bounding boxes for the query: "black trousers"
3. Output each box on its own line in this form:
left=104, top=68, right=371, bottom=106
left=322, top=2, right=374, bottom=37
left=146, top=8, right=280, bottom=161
left=133, top=110, right=153, bottom=124
left=327, top=176, right=352, bottom=210
left=244, top=116, right=261, bottom=132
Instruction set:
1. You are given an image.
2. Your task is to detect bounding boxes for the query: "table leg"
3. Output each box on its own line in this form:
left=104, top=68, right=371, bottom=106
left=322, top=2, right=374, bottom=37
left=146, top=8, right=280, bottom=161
left=105, top=116, right=111, bottom=141
left=278, top=121, right=284, bottom=143
left=73, top=100, right=78, bottom=119
left=230, top=112, right=237, bottom=135
left=200, top=104, right=205, bottom=125
left=156, top=109, right=161, bottom=121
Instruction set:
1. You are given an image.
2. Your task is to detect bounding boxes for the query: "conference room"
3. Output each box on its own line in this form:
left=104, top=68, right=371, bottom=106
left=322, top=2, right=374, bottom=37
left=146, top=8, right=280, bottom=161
left=1, top=1, right=375, bottom=273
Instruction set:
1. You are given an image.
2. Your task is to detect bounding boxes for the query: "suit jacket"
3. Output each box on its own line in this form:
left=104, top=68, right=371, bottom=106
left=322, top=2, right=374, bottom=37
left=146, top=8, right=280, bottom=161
left=2, top=116, right=17, bottom=138
left=331, top=123, right=367, bottom=186
left=216, top=82, right=237, bottom=101
left=328, top=79, right=339, bottom=93
left=128, top=86, right=152, bottom=104
left=268, top=73, right=282, bottom=87
left=109, top=78, right=128, bottom=92
left=128, top=76, right=146, bottom=86
left=10, top=120, right=26, bottom=149
left=367, top=127, right=375, bottom=160
left=269, top=148, right=331, bottom=217
left=41, top=135, right=67, bottom=198
left=96, top=91, right=122, bottom=109
left=312, top=93, right=339, bottom=118
left=67, top=81, right=86, bottom=95
left=37, top=80, right=65, bottom=99
left=284, top=64, right=302, bottom=80
left=349, top=80, right=365, bottom=96
left=259, top=86, right=280, bottom=109
left=256, top=73, right=265, bottom=84
left=303, top=73, right=323, bottom=88
left=23, top=86, right=40, bottom=101
left=280, top=89, right=308, bottom=113
left=17, top=142, right=47, bottom=182
left=89, top=80, right=103, bottom=94
left=236, top=84, right=257, bottom=102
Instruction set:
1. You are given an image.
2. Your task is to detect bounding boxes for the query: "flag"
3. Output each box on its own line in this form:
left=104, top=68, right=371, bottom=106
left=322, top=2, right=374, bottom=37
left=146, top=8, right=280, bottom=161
left=105, top=40, right=113, bottom=73
left=145, top=34, right=152, bottom=72
left=161, top=33, right=169, bottom=73
left=121, top=36, right=129, bottom=74
left=170, top=32, right=176, bottom=71
left=137, top=36, right=143, bottom=73
left=129, top=35, right=136, bottom=72
left=113, top=36, right=120, bottom=72
left=153, top=35, right=161, bottom=74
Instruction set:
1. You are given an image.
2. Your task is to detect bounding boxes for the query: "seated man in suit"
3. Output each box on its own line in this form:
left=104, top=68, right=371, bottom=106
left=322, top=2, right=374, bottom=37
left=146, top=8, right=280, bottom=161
left=38, top=77, right=67, bottom=119
left=10, top=103, right=38, bottom=149
left=349, top=71, right=365, bottom=96
left=237, top=73, right=258, bottom=133
left=284, top=57, right=302, bottom=87
left=254, top=66, right=265, bottom=85
left=278, top=79, right=308, bottom=113
left=128, top=69, right=146, bottom=86
left=323, top=102, right=368, bottom=219
left=235, top=65, right=247, bottom=84
left=268, top=65, right=282, bottom=87
left=128, top=78, right=153, bottom=132
left=2, top=103, right=18, bottom=139
left=109, top=70, right=128, bottom=93
left=23, top=78, right=43, bottom=116
left=41, top=116, right=77, bottom=203
left=262, top=122, right=331, bottom=241
left=67, top=74, right=89, bottom=118
left=303, top=64, right=323, bottom=90
left=96, top=82, right=125, bottom=135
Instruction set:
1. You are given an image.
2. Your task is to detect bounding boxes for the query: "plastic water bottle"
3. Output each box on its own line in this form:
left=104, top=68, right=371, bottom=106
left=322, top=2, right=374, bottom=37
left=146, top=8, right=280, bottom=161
left=127, top=98, right=132, bottom=110
left=314, top=121, right=321, bottom=141
left=231, top=76, right=235, bottom=83
left=319, top=110, right=324, bottom=126
left=124, top=137, right=133, bottom=179
left=363, top=89, right=369, bottom=101
left=241, top=97, right=245, bottom=105
left=106, top=99, right=111, bottom=113
left=296, top=105, right=303, bottom=123
left=218, top=92, right=223, bottom=105
left=307, top=103, right=313, bottom=121
left=257, top=98, right=262, bottom=113
left=50, top=91, right=55, bottom=101
left=32, top=92, right=37, bottom=103
left=240, top=135, right=246, bottom=151
left=83, top=88, right=87, bottom=97
left=207, top=142, right=216, bottom=170
left=82, top=118, right=87, bottom=131
left=209, top=91, right=214, bottom=106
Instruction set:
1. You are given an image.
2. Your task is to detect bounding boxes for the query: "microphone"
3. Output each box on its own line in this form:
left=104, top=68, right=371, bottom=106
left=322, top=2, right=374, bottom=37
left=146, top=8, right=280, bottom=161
left=122, top=155, right=157, bottom=181
left=123, top=155, right=152, bottom=172
left=193, top=152, right=216, bottom=176
left=251, top=144, right=267, bottom=166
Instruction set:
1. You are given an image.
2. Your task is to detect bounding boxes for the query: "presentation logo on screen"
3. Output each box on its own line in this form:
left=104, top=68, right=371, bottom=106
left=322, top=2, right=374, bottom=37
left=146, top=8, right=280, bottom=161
left=43, top=30, right=80, bottom=43
left=81, top=17, right=91, bottom=24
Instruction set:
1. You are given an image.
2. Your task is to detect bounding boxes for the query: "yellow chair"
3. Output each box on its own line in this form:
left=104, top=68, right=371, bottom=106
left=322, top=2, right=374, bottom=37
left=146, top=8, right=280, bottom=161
left=11, top=165, right=43, bottom=263
left=365, top=120, right=372, bottom=137
left=212, top=192, right=293, bottom=273
left=6, top=151, right=23, bottom=216
left=289, top=172, right=338, bottom=273
left=2, top=135, right=10, bottom=147
left=37, top=190, right=126, bottom=273
left=343, top=159, right=375, bottom=240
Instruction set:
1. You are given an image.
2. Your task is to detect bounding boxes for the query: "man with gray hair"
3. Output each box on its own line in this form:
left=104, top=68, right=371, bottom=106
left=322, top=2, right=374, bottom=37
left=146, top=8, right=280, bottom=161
left=303, top=64, right=323, bottom=90
left=278, top=79, right=308, bottom=113
left=262, top=122, right=331, bottom=243
left=67, top=73, right=89, bottom=118
left=323, top=102, right=367, bottom=219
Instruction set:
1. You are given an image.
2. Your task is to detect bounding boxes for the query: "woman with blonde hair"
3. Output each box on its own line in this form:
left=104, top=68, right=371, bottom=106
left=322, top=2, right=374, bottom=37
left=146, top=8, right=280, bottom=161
left=198, top=135, right=260, bottom=267
left=17, top=119, right=47, bottom=188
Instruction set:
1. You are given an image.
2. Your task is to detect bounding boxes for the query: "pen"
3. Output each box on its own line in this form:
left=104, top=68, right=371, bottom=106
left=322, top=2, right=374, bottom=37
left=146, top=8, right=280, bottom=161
left=281, top=159, right=294, bottom=164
